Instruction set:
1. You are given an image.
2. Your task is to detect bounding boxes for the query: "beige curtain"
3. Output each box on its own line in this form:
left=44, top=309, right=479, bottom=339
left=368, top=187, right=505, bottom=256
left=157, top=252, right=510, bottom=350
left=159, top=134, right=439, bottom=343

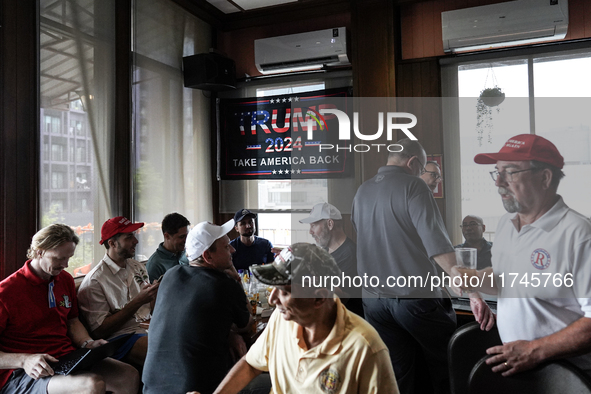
left=132, top=0, right=212, bottom=259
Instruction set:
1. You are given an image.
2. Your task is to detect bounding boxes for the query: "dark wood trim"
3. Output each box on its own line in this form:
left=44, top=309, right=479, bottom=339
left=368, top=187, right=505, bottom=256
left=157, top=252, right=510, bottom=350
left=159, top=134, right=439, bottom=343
left=171, top=0, right=225, bottom=29
left=222, top=0, right=351, bottom=31
left=0, top=0, right=40, bottom=278
left=114, top=0, right=133, bottom=218
left=351, top=0, right=397, bottom=182
left=211, top=96, right=222, bottom=225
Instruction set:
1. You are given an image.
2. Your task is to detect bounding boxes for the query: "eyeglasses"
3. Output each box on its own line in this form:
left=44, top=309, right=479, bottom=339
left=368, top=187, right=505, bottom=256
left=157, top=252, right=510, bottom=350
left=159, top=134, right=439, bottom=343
left=489, top=168, right=538, bottom=183
left=414, top=157, right=426, bottom=176
left=424, top=171, right=442, bottom=181
left=460, top=222, right=481, bottom=228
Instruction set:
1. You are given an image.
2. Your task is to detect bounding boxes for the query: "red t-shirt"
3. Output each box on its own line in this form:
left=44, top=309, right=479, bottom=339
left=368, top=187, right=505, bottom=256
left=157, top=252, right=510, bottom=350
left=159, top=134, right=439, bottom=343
left=0, top=261, right=78, bottom=388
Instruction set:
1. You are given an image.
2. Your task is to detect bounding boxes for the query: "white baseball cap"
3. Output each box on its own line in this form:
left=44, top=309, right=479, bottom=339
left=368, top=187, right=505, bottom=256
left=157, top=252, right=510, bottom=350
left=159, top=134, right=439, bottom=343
left=299, top=202, right=342, bottom=224
left=186, top=219, right=234, bottom=261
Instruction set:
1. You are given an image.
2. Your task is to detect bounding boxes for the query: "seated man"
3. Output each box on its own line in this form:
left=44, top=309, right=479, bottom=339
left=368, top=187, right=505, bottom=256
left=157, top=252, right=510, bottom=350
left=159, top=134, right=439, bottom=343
left=146, top=212, right=190, bottom=282
left=300, top=202, right=364, bottom=316
left=78, top=216, right=159, bottom=368
left=143, top=220, right=252, bottom=394
left=0, top=224, right=139, bottom=394
left=457, top=134, right=591, bottom=376
left=193, top=243, right=399, bottom=394
left=454, top=215, right=492, bottom=270
left=230, top=209, right=274, bottom=271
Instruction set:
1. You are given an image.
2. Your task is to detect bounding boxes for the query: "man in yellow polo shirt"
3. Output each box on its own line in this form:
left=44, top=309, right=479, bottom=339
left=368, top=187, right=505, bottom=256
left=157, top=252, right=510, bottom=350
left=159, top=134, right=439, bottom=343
left=190, top=243, right=398, bottom=394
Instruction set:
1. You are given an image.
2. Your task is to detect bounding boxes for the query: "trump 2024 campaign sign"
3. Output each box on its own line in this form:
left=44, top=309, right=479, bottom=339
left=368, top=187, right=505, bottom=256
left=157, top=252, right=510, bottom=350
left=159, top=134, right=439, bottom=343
left=218, top=87, right=353, bottom=180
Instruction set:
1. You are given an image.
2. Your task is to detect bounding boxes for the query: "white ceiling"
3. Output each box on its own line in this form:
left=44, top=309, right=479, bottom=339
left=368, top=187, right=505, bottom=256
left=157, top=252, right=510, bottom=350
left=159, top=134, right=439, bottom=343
left=206, top=0, right=299, bottom=14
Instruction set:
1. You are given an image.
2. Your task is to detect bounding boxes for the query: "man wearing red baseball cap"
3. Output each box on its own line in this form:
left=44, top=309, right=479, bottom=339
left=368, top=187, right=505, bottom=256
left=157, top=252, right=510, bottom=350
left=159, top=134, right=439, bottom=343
left=78, top=216, right=159, bottom=368
left=456, top=134, right=591, bottom=378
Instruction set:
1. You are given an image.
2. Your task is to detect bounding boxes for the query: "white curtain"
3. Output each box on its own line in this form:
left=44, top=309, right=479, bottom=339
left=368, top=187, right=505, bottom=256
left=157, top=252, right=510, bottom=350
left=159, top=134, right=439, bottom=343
left=133, top=0, right=212, bottom=259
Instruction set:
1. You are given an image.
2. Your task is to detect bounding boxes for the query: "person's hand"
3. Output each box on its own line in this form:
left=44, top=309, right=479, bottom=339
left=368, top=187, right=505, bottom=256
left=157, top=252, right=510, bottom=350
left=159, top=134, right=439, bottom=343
left=85, top=339, right=108, bottom=349
left=449, top=266, right=464, bottom=296
left=134, top=281, right=159, bottom=304
left=469, top=296, right=495, bottom=331
left=271, top=247, right=282, bottom=257
left=486, top=340, right=541, bottom=376
left=451, top=266, right=480, bottom=294
left=23, top=353, right=57, bottom=379
left=224, top=267, right=241, bottom=283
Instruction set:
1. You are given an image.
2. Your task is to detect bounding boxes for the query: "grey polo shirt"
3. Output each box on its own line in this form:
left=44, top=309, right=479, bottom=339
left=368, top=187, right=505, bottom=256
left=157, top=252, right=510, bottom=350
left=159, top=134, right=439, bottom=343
left=351, top=165, right=454, bottom=297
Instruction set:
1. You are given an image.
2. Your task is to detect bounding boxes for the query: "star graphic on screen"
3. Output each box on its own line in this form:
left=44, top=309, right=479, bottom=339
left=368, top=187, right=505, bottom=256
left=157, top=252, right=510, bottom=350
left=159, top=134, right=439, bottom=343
left=269, top=99, right=274, bottom=104
left=291, top=169, right=296, bottom=174
left=278, top=169, right=283, bottom=174
left=272, top=170, right=277, bottom=175
left=288, top=97, right=292, bottom=102
left=296, top=169, right=301, bottom=174
left=282, top=98, right=287, bottom=103
left=294, top=97, right=299, bottom=102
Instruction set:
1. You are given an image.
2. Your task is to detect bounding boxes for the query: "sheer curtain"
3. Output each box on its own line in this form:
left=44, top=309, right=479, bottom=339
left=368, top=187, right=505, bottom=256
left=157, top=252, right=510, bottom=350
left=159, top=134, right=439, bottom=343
left=39, top=0, right=115, bottom=275
left=132, top=0, right=212, bottom=259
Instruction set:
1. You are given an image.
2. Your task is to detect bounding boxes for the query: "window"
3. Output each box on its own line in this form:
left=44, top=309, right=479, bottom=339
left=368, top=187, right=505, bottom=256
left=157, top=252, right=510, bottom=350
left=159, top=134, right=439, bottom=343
left=40, top=0, right=116, bottom=276
left=442, top=46, right=591, bottom=243
left=51, top=171, right=65, bottom=189
left=51, top=144, right=65, bottom=162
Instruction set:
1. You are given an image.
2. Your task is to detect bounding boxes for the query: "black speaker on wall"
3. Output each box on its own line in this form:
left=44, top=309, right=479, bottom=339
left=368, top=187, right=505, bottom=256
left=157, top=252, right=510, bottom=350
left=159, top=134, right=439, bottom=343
left=182, top=53, right=237, bottom=92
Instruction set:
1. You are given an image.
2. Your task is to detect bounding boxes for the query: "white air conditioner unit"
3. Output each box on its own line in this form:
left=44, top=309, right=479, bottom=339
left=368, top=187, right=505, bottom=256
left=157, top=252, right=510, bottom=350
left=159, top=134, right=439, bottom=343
left=442, top=0, right=568, bottom=53
left=254, top=27, right=349, bottom=74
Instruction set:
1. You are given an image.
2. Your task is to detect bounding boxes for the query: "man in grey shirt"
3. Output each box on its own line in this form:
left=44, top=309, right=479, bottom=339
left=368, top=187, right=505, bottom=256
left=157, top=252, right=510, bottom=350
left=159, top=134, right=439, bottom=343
left=352, top=138, right=493, bottom=394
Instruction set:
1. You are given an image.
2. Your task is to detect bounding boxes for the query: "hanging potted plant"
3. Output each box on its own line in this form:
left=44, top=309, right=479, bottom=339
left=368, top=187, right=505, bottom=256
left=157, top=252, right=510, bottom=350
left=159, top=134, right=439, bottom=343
left=479, top=86, right=505, bottom=107
left=475, top=67, right=504, bottom=146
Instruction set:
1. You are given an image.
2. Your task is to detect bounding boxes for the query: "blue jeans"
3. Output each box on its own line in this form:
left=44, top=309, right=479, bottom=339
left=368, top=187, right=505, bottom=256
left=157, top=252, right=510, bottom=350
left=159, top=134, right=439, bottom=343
left=363, top=294, right=456, bottom=394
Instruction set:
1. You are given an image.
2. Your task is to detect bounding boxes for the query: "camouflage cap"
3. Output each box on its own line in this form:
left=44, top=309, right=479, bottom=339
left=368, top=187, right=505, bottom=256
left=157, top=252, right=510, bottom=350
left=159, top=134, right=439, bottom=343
left=251, top=242, right=342, bottom=286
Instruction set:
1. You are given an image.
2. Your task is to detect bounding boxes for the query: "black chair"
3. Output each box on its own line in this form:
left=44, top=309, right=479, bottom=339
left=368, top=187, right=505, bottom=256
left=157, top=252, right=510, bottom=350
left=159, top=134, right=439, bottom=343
left=469, top=355, right=591, bottom=394
left=448, top=321, right=502, bottom=394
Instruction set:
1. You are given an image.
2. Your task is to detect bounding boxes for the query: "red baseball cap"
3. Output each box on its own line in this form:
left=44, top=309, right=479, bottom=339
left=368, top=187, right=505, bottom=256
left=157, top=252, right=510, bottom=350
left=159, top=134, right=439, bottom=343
left=474, top=134, right=564, bottom=169
left=100, top=216, right=144, bottom=245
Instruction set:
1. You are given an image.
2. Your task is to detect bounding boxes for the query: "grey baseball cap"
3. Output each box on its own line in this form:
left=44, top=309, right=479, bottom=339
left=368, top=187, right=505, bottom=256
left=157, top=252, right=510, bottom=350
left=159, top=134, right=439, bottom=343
left=251, top=243, right=342, bottom=286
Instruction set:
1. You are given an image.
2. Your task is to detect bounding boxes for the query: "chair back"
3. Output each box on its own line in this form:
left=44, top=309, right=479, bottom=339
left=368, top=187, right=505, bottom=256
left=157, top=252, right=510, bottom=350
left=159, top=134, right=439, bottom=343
left=468, top=355, right=591, bottom=394
left=448, top=321, right=502, bottom=394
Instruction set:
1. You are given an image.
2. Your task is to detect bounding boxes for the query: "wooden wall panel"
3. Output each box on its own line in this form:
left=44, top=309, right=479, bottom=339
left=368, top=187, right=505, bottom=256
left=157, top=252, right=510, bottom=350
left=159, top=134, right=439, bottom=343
left=114, top=0, right=133, bottom=218
left=0, top=0, right=39, bottom=278
left=401, top=0, right=589, bottom=60
left=395, top=59, right=445, bottom=218
left=585, top=0, right=591, bottom=37
left=351, top=0, right=398, bottom=181
left=566, top=0, right=584, bottom=41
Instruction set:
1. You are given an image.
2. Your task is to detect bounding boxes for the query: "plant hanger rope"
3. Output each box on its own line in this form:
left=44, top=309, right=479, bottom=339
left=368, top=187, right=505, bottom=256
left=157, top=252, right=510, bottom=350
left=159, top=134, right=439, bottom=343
left=483, top=64, right=500, bottom=89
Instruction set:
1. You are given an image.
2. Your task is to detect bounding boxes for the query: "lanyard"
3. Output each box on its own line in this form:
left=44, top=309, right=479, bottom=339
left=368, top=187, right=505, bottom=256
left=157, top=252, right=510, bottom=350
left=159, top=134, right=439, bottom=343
left=48, top=280, right=56, bottom=308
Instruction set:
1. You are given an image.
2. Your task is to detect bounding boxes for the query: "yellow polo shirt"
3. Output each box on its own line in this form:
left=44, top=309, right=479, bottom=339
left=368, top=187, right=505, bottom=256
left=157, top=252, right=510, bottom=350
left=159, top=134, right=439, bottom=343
left=246, top=298, right=398, bottom=394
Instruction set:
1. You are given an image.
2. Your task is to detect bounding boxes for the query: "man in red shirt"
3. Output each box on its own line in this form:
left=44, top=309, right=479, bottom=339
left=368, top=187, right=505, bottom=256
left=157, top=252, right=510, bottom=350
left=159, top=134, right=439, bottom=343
left=0, top=224, right=139, bottom=394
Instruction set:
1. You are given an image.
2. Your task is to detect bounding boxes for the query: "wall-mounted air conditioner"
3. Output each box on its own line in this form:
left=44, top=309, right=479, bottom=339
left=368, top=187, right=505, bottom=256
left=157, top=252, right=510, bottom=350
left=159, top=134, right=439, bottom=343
left=442, top=0, right=568, bottom=53
left=254, top=27, right=349, bottom=74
